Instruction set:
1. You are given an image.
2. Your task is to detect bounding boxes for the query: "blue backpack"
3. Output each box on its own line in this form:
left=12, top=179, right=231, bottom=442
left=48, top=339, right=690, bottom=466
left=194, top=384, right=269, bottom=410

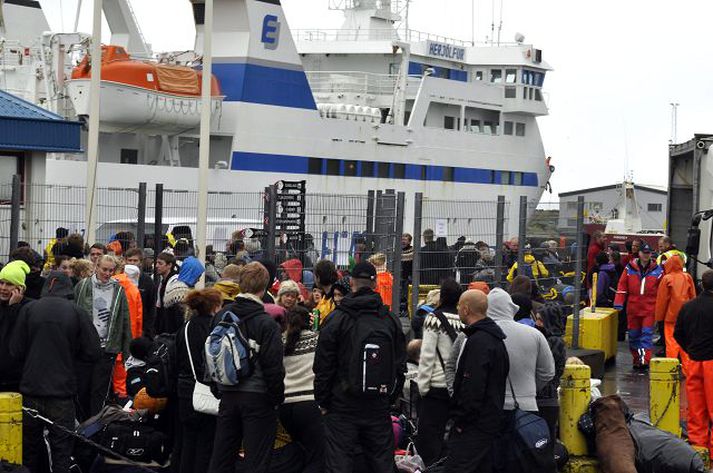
left=205, top=311, right=256, bottom=386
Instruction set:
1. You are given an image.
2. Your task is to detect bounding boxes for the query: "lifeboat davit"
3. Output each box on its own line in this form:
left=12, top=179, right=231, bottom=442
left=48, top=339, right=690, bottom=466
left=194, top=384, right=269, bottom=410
left=67, top=45, right=223, bottom=133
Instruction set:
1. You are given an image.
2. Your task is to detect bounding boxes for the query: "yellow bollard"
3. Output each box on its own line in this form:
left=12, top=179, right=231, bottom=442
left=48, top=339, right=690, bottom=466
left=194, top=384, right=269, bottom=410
left=0, top=392, right=22, bottom=464
left=649, top=358, right=681, bottom=437
left=559, top=364, right=591, bottom=456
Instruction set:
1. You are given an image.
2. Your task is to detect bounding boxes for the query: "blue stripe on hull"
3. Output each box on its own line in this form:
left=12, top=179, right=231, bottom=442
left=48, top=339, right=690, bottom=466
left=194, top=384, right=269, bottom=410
left=212, top=63, right=317, bottom=110
left=231, top=151, right=540, bottom=187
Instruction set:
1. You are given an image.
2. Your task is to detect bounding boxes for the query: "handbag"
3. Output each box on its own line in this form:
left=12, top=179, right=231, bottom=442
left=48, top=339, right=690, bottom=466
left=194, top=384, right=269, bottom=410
left=505, top=377, right=555, bottom=473
left=185, top=322, right=220, bottom=415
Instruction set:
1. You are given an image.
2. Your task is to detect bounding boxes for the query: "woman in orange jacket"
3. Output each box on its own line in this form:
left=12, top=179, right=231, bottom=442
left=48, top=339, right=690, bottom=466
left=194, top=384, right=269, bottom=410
left=112, top=265, right=143, bottom=398
left=655, top=255, right=695, bottom=374
left=368, top=253, right=394, bottom=311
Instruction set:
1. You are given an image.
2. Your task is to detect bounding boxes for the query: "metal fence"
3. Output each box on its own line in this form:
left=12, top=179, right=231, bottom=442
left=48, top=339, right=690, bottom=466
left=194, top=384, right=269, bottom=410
left=2, top=178, right=593, bottom=345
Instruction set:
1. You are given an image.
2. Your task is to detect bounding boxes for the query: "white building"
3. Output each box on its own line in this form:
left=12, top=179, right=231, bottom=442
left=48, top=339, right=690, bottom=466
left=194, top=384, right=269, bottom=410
left=558, top=183, right=668, bottom=232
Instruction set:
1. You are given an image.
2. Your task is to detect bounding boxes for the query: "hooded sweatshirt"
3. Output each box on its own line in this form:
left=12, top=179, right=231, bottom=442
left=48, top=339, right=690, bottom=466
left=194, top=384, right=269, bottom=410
left=75, top=275, right=132, bottom=358
left=10, top=272, right=102, bottom=397
left=164, top=256, right=205, bottom=308
left=487, top=288, right=555, bottom=412
left=655, top=255, right=696, bottom=324
left=506, top=254, right=549, bottom=283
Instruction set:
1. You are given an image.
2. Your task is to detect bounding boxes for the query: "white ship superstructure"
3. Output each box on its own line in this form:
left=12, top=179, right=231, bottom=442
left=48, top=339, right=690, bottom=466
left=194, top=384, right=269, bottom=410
left=0, top=0, right=554, bottom=237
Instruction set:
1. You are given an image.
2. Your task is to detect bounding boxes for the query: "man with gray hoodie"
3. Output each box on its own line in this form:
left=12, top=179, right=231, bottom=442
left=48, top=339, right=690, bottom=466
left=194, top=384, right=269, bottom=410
left=487, top=287, right=556, bottom=472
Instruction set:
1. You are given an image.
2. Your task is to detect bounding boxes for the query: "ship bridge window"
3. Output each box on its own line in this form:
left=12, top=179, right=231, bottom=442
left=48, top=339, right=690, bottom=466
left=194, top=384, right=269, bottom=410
left=504, top=121, right=514, bottom=135
left=120, top=149, right=138, bottom=165
left=444, top=116, right=456, bottom=130
left=345, top=161, right=358, bottom=177
left=500, top=171, right=511, bottom=185
left=522, top=69, right=546, bottom=87
left=394, top=164, right=406, bottom=179
left=505, top=87, right=517, bottom=99
left=516, top=122, right=526, bottom=137
left=648, top=203, right=663, bottom=212
left=378, top=162, right=391, bottom=178
left=505, top=69, right=517, bottom=84
left=535, top=89, right=543, bottom=101
left=326, top=159, right=341, bottom=176
left=474, top=70, right=484, bottom=81
left=362, top=161, right=375, bottom=178
left=490, top=69, right=502, bottom=83
left=513, top=172, right=523, bottom=186
left=308, top=158, right=323, bottom=174
left=443, top=166, right=455, bottom=182
left=469, top=119, right=481, bottom=133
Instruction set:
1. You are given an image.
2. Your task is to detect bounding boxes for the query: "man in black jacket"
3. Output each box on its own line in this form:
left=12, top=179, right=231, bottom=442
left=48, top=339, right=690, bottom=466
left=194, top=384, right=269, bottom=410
left=674, top=270, right=713, bottom=454
left=208, top=262, right=285, bottom=473
left=447, top=289, right=509, bottom=473
left=314, top=262, right=407, bottom=473
left=0, top=260, right=32, bottom=392
left=10, top=272, right=102, bottom=473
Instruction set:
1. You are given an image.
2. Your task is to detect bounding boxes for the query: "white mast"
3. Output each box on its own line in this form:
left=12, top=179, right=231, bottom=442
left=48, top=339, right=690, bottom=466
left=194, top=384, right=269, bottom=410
left=85, top=0, right=102, bottom=245
left=195, top=0, right=214, bottom=284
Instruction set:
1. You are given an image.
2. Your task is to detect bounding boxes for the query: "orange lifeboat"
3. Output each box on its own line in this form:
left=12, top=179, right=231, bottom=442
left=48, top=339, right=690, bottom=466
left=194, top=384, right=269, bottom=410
left=67, top=45, right=224, bottom=133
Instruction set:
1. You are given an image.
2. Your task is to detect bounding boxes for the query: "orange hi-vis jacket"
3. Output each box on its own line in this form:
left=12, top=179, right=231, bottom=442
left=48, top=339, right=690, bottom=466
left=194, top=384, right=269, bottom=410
left=655, top=255, right=696, bottom=324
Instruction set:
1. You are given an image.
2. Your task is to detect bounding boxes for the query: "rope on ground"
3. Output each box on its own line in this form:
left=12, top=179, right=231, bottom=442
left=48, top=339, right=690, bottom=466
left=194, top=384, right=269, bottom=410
left=22, top=407, right=163, bottom=473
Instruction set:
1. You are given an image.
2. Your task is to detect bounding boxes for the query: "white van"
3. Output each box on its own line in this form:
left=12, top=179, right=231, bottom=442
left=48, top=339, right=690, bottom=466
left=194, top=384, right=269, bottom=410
left=96, top=217, right=262, bottom=249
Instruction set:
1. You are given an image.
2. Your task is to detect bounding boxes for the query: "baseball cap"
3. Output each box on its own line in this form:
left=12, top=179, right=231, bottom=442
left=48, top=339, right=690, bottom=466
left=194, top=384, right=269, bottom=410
left=640, top=244, right=652, bottom=253
left=351, top=262, right=376, bottom=281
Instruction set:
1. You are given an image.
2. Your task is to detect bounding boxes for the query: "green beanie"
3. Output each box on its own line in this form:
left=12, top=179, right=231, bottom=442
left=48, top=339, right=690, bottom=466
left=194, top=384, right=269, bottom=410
left=0, top=260, right=30, bottom=288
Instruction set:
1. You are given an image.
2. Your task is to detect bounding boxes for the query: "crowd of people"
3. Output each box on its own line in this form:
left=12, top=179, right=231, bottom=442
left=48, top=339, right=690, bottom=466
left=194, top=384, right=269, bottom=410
left=2, top=225, right=713, bottom=472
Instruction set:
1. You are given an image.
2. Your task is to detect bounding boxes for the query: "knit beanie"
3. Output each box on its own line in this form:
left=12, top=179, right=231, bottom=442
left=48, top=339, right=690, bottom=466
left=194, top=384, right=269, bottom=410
left=277, top=280, right=300, bottom=298
left=0, top=260, right=30, bottom=288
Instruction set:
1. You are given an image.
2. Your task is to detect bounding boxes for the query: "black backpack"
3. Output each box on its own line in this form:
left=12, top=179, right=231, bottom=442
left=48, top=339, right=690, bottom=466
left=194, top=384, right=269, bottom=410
left=347, top=305, right=398, bottom=398
left=144, top=333, right=176, bottom=398
left=100, top=421, right=169, bottom=465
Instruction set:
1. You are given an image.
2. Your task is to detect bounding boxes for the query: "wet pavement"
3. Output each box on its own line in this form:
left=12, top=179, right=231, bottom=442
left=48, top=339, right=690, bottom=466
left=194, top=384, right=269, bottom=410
left=601, top=342, right=687, bottom=421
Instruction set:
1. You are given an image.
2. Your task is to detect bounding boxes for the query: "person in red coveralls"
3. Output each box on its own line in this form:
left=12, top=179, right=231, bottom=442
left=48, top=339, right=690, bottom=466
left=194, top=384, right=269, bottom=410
left=614, top=243, right=663, bottom=370
left=587, top=231, right=606, bottom=277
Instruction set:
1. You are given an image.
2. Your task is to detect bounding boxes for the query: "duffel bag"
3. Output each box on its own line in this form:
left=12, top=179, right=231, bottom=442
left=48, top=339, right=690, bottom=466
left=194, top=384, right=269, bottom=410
left=99, top=421, right=169, bottom=466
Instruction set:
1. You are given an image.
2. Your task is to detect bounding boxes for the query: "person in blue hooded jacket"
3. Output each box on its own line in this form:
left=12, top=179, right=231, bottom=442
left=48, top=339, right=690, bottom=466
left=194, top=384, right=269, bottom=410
left=162, top=256, right=205, bottom=334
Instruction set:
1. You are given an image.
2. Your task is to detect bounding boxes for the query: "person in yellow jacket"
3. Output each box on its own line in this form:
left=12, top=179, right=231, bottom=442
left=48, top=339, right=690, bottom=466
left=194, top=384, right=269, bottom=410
left=314, top=259, right=339, bottom=327
left=506, top=252, right=549, bottom=284
left=657, top=236, right=687, bottom=266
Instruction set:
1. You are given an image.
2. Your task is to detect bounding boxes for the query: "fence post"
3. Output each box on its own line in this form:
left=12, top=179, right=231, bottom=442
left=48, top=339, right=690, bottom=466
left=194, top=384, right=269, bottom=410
left=494, top=195, right=506, bottom=288
left=366, top=190, right=375, bottom=252
left=572, top=196, right=585, bottom=349
left=391, top=192, right=406, bottom=313
left=266, top=185, right=277, bottom=258
left=517, top=195, right=527, bottom=272
left=410, top=193, right=423, bottom=317
left=136, top=182, right=147, bottom=250
left=9, top=175, right=21, bottom=253
left=153, top=184, right=164, bottom=266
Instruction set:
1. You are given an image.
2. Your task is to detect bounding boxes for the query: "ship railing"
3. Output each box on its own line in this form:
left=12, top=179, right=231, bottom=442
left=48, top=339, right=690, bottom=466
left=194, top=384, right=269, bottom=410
left=293, top=28, right=474, bottom=47
left=305, top=71, right=421, bottom=96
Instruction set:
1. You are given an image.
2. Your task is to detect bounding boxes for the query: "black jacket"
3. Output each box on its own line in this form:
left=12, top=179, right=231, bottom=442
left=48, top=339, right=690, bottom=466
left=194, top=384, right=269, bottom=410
left=212, top=296, right=285, bottom=406
left=420, top=241, right=453, bottom=285
left=9, top=273, right=102, bottom=397
left=138, top=273, right=156, bottom=338
left=0, top=297, right=31, bottom=391
left=313, top=287, right=407, bottom=414
left=176, top=313, right=213, bottom=399
left=536, top=303, right=567, bottom=406
left=451, top=317, right=509, bottom=434
left=674, top=291, right=713, bottom=361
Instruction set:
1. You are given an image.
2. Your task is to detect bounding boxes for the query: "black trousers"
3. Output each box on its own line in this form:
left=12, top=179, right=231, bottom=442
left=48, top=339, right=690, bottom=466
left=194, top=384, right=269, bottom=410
left=537, top=404, right=559, bottom=443
left=279, top=401, right=325, bottom=473
left=179, top=397, right=217, bottom=473
left=415, top=387, right=450, bottom=466
left=23, top=396, right=75, bottom=473
left=444, top=425, right=495, bottom=473
left=208, top=391, right=277, bottom=473
left=76, top=354, right=115, bottom=420
left=324, top=410, right=395, bottom=473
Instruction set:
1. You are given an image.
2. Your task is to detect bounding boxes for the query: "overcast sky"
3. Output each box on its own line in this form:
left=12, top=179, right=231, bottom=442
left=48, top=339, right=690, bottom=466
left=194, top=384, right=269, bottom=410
left=42, top=0, right=713, bottom=198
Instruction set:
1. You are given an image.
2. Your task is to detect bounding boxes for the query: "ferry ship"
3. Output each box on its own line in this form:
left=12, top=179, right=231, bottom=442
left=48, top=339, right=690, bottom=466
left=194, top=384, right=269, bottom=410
left=0, top=0, right=554, bottom=238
